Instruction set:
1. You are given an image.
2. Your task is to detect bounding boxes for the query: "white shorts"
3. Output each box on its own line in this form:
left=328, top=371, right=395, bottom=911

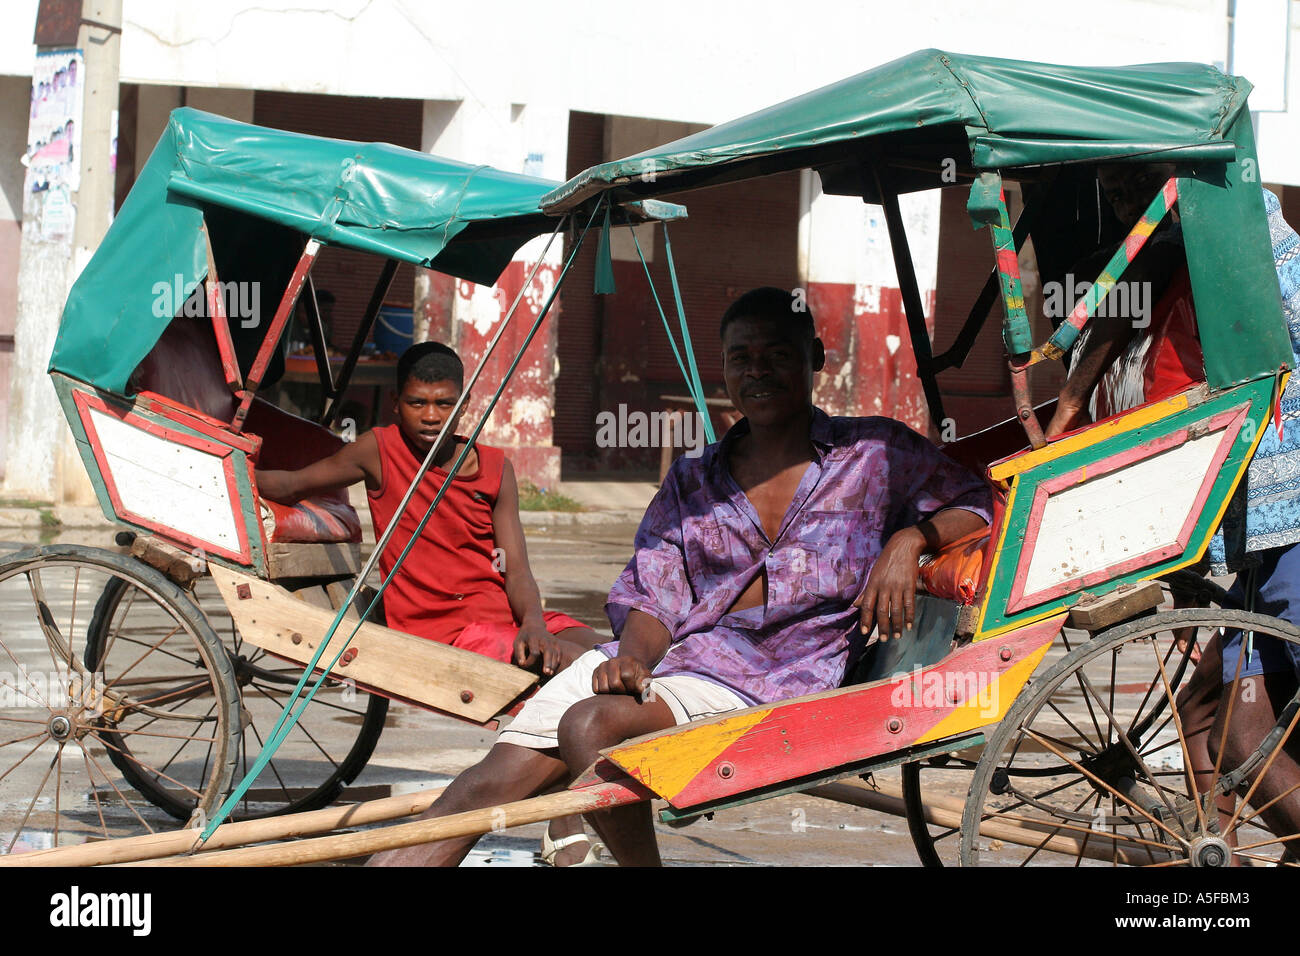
left=497, top=649, right=749, bottom=750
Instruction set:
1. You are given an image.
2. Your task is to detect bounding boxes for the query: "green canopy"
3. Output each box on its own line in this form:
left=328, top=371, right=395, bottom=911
left=542, top=49, right=1251, bottom=211
left=51, top=108, right=683, bottom=395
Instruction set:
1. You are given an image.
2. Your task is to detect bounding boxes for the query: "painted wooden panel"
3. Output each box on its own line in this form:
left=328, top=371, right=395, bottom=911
left=604, top=613, right=1065, bottom=808
left=1020, top=424, right=1231, bottom=596
left=211, top=566, right=537, bottom=722
left=88, top=405, right=243, bottom=552
left=974, top=378, right=1273, bottom=640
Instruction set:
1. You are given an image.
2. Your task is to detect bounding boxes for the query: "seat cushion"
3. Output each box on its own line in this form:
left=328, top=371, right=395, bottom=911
left=918, top=527, right=990, bottom=605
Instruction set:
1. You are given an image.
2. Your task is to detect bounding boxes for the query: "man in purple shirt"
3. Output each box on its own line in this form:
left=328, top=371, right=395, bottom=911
left=369, top=287, right=991, bottom=867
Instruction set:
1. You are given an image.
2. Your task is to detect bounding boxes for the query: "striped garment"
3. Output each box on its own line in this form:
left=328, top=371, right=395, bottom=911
left=1209, top=189, right=1300, bottom=573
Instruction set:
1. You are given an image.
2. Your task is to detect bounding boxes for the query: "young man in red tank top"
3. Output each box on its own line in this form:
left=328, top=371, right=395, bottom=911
left=256, top=342, right=601, bottom=864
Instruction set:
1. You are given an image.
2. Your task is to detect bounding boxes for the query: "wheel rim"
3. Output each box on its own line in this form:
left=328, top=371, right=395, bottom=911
left=961, top=609, right=1300, bottom=866
left=93, top=572, right=388, bottom=821
left=190, top=576, right=387, bottom=818
left=0, top=547, right=237, bottom=853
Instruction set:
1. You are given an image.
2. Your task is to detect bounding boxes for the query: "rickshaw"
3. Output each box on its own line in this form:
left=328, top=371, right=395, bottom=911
left=7, top=49, right=1300, bottom=868
left=0, top=107, right=685, bottom=852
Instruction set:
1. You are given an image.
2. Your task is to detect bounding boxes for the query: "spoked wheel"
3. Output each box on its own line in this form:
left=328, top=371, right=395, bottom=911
left=962, top=609, right=1300, bottom=866
left=0, top=544, right=239, bottom=854
left=901, top=748, right=981, bottom=866
left=90, top=570, right=389, bottom=819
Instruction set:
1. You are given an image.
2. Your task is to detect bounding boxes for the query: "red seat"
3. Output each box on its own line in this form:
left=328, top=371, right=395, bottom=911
left=131, top=317, right=361, bottom=544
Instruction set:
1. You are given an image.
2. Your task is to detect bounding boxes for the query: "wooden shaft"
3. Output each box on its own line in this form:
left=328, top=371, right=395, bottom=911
left=4, top=787, right=444, bottom=868
left=129, top=780, right=642, bottom=867
left=810, top=780, right=1171, bottom=864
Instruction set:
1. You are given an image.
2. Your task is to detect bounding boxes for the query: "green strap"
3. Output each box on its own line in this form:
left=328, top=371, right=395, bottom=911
left=629, top=228, right=713, bottom=440
left=661, top=226, right=715, bottom=443
left=200, top=199, right=606, bottom=843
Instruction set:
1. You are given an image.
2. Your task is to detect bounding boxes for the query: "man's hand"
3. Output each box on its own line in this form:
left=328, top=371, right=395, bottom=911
left=511, top=622, right=584, bottom=678
left=591, top=655, right=655, bottom=697
left=854, top=526, right=927, bottom=642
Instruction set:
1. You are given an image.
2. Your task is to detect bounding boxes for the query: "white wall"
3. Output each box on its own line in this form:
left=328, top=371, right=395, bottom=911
left=1, top=0, right=1295, bottom=181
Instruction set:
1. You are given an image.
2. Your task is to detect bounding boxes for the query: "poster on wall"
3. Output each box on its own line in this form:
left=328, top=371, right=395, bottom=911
left=25, top=49, right=84, bottom=197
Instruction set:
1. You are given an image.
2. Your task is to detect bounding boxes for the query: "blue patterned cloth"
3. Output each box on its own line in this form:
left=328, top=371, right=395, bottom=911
left=1209, top=189, right=1300, bottom=574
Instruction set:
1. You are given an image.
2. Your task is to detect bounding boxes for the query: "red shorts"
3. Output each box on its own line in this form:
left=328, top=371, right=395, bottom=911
left=450, top=611, right=591, bottom=664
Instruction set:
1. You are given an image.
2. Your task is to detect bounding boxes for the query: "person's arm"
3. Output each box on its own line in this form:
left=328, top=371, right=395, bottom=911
left=854, top=507, right=989, bottom=642
left=1046, top=241, right=1185, bottom=439
left=255, top=430, right=381, bottom=503
left=492, top=460, right=593, bottom=676
left=591, top=609, right=671, bottom=695
left=854, top=423, right=994, bottom=642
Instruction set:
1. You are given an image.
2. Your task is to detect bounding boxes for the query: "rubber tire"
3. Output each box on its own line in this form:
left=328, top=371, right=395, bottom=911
left=88, top=571, right=390, bottom=819
left=0, top=543, right=241, bottom=831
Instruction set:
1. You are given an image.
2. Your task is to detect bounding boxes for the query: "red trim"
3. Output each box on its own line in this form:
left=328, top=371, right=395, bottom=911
left=133, top=390, right=262, bottom=456
left=640, top=614, right=1066, bottom=809
left=207, top=282, right=243, bottom=396
left=73, top=389, right=255, bottom=565
left=1005, top=405, right=1247, bottom=612
left=232, top=240, right=319, bottom=433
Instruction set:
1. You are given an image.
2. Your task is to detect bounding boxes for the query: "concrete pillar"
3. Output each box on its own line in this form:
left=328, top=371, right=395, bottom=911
left=416, top=98, right=568, bottom=488
left=0, top=75, right=31, bottom=481
left=5, top=2, right=121, bottom=504
left=798, top=171, right=941, bottom=435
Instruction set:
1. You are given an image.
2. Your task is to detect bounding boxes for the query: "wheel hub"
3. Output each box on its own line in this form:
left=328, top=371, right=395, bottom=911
left=1190, top=835, right=1231, bottom=867
left=47, top=713, right=73, bottom=741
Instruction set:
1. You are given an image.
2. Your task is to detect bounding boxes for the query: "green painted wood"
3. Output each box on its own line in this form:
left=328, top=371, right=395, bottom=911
left=1181, top=116, right=1294, bottom=390
left=50, top=373, right=268, bottom=576
left=978, top=378, right=1274, bottom=635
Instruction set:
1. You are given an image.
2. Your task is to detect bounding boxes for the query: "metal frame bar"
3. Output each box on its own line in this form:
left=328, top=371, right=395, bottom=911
left=201, top=221, right=243, bottom=395
left=301, top=274, right=335, bottom=396
left=321, top=258, right=399, bottom=428
left=230, top=238, right=321, bottom=433
left=870, top=164, right=946, bottom=427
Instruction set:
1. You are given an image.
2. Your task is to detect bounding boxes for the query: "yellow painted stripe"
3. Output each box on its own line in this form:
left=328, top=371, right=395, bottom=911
left=974, top=478, right=1020, bottom=637
left=988, top=393, right=1189, bottom=480
left=915, top=636, right=1055, bottom=744
left=604, top=707, right=771, bottom=802
left=975, top=400, right=1264, bottom=642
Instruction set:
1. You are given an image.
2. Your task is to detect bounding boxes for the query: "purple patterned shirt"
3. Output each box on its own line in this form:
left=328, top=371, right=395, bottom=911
left=602, top=408, right=992, bottom=706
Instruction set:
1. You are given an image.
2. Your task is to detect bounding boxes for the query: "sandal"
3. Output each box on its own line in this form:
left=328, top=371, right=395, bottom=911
left=539, top=830, right=608, bottom=866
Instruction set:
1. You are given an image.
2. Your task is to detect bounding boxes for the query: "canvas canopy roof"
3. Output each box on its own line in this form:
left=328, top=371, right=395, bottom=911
left=542, top=49, right=1252, bottom=211
left=52, top=108, right=682, bottom=395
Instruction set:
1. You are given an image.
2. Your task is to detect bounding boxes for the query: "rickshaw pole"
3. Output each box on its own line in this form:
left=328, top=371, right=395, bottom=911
left=133, top=774, right=647, bottom=867
left=200, top=211, right=583, bottom=843
left=1, top=787, right=447, bottom=868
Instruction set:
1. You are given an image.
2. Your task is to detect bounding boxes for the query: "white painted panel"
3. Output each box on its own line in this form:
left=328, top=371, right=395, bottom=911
left=1023, top=431, right=1226, bottom=596
left=89, top=408, right=241, bottom=551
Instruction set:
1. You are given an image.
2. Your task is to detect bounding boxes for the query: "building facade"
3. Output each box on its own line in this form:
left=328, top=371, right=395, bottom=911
left=3, top=0, right=1299, bottom=497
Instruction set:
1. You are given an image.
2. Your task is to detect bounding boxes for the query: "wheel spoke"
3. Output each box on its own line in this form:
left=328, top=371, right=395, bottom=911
left=6, top=745, right=61, bottom=853
left=93, top=732, right=205, bottom=800
left=1023, top=728, right=1189, bottom=847
left=249, top=683, right=340, bottom=770
left=80, top=745, right=156, bottom=834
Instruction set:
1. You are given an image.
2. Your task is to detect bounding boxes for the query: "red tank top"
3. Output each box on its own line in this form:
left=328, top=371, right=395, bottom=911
left=366, top=425, right=514, bottom=644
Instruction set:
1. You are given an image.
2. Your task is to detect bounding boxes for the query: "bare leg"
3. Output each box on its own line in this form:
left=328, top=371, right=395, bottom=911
left=1177, top=634, right=1236, bottom=839
left=557, top=694, right=677, bottom=866
left=366, top=742, right=567, bottom=867
left=1209, top=672, right=1300, bottom=850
